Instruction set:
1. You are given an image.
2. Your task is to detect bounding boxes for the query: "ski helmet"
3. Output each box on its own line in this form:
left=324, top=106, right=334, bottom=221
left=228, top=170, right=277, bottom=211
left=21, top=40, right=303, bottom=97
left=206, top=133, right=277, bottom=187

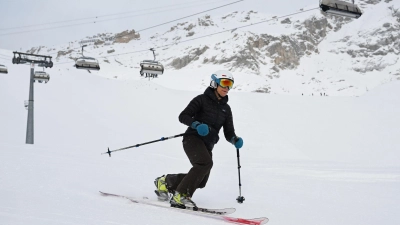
left=210, top=70, right=234, bottom=89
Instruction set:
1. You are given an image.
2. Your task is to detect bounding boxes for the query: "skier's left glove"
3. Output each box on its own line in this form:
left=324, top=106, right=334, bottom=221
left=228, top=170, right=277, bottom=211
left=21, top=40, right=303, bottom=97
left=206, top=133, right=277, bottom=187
left=191, top=121, right=209, bottom=136
left=230, top=136, right=243, bottom=149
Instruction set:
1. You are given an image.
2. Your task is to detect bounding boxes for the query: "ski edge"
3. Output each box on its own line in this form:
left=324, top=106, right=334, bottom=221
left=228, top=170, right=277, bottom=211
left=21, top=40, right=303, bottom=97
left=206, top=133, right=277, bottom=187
left=99, top=191, right=235, bottom=215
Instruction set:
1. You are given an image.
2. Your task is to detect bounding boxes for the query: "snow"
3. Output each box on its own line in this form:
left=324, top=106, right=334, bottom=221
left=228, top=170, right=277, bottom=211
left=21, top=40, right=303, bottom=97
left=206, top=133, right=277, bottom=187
left=1, top=1, right=400, bottom=224
left=1, top=59, right=399, bottom=225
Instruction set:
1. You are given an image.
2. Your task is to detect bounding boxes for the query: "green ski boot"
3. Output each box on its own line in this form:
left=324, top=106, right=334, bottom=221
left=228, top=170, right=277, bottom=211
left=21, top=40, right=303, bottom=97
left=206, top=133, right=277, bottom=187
left=170, top=191, right=197, bottom=209
left=154, top=175, right=169, bottom=201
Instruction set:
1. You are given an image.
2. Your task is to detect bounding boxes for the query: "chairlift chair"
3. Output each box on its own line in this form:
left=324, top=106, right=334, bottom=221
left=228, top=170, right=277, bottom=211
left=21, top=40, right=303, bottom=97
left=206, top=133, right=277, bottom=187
left=34, top=71, right=50, bottom=83
left=0, top=64, right=8, bottom=74
left=75, top=45, right=100, bottom=71
left=140, top=48, right=164, bottom=77
left=75, top=57, right=101, bottom=71
left=320, top=0, right=362, bottom=19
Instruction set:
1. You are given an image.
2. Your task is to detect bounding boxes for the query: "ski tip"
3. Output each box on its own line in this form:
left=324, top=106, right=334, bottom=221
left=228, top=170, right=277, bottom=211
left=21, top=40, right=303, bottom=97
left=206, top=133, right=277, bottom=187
left=262, top=218, right=269, bottom=224
left=255, top=217, right=269, bottom=224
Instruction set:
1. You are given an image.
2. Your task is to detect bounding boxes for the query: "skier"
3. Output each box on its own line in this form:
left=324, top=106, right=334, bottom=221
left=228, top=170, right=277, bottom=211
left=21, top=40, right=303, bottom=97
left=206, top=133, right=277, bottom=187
left=154, top=70, right=244, bottom=208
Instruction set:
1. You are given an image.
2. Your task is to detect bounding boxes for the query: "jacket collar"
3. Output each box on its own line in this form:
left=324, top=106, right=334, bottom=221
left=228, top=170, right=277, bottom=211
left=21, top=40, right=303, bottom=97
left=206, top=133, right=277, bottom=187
left=204, top=87, right=228, bottom=105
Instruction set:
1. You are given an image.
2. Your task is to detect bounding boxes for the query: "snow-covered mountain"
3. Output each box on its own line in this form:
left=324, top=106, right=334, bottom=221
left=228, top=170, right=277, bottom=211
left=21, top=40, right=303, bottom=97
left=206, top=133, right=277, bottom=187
left=3, top=0, right=400, bottom=96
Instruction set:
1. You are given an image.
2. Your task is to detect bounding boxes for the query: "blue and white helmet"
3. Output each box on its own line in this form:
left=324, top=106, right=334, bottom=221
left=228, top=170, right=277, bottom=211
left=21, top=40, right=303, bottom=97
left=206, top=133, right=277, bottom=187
left=210, top=70, right=234, bottom=89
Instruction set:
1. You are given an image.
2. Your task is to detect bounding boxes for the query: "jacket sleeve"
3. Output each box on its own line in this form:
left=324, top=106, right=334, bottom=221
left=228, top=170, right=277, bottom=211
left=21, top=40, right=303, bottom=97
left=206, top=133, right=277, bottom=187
left=179, top=95, right=203, bottom=127
left=223, top=105, right=236, bottom=142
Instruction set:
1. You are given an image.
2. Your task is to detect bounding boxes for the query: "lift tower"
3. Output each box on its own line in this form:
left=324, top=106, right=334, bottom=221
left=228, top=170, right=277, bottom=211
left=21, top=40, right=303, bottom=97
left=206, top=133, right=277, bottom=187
left=12, top=52, right=53, bottom=144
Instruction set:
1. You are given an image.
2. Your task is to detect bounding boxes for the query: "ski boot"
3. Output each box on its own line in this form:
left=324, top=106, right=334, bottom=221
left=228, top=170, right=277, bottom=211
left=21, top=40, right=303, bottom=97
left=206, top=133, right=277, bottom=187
left=154, top=175, right=170, bottom=201
left=170, top=191, right=197, bottom=210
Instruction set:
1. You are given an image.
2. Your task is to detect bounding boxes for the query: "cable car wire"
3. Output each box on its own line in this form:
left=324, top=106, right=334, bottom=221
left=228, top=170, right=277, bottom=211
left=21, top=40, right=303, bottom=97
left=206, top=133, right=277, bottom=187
left=134, top=0, right=243, bottom=33
left=0, top=0, right=224, bottom=31
left=3, top=0, right=244, bottom=58
left=0, top=0, right=242, bottom=36
left=54, top=7, right=319, bottom=65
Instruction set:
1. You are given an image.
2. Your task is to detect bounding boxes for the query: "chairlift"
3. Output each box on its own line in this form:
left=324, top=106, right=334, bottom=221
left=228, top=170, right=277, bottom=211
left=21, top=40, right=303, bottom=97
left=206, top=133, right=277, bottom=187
left=320, top=0, right=362, bottom=19
left=75, top=45, right=100, bottom=71
left=140, top=48, right=164, bottom=78
left=34, top=71, right=50, bottom=83
left=0, top=64, right=8, bottom=74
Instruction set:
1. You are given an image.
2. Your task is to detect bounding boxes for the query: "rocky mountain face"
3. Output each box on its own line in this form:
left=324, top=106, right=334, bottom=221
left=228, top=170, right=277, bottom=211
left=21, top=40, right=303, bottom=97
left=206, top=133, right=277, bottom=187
left=167, top=1, right=399, bottom=77
left=24, top=0, right=400, bottom=95
left=168, top=13, right=350, bottom=74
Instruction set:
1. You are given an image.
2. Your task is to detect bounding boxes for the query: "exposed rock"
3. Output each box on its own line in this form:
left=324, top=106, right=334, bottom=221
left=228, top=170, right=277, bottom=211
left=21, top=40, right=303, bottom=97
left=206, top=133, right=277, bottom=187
left=222, top=11, right=238, bottom=20
left=57, top=50, right=73, bottom=59
left=169, top=46, right=209, bottom=69
left=254, top=87, right=270, bottom=93
left=281, top=18, right=292, bottom=24
left=27, top=46, right=45, bottom=54
left=241, top=11, right=257, bottom=22
left=383, top=23, right=391, bottom=28
left=168, top=15, right=334, bottom=72
left=114, top=30, right=140, bottom=43
left=107, top=49, right=115, bottom=54
left=184, top=24, right=196, bottom=31
left=198, top=15, right=214, bottom=26
left=186, top=31, right=195, bottom=37
left=167, top=22, right=188, bottom=33
left=95, top=40, right=105, bottom=45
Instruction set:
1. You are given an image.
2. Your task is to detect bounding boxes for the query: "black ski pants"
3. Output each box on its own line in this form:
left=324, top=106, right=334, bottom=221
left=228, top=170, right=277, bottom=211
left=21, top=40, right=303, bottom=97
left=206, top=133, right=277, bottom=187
left=165, top=135, right=213, bottom=197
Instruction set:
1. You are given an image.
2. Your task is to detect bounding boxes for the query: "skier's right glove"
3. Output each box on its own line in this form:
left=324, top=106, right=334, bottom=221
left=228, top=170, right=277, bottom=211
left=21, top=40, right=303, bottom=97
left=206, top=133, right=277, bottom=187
left=191, top=121, right=209, bottom=136
left=231, top=136, right=244, bottom=149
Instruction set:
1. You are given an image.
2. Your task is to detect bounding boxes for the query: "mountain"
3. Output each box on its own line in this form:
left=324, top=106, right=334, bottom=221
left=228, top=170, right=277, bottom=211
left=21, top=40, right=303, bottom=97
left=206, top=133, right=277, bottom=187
left=12, top=0, right=400, bottom=96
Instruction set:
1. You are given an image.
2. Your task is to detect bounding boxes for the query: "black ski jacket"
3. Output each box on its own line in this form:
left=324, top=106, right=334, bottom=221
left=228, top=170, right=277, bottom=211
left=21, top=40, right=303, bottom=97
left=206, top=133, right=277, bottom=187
left=179, top=87, right=236, bottom=151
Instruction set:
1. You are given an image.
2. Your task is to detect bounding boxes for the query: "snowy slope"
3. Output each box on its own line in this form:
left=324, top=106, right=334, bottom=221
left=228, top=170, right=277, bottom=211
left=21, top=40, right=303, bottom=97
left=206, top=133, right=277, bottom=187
left=1, top=54, right=399, bottom=225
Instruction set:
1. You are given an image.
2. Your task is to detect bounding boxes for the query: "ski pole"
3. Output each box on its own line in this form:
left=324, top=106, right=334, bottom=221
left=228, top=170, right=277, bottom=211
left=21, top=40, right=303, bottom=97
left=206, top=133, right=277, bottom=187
left=102, top=132, right=195, bottom=157
left=236, top=148, right=245, bottom=203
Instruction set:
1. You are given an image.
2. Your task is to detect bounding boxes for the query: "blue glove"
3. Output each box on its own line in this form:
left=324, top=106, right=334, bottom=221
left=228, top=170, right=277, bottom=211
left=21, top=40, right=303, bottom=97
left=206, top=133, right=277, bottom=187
left=191, top=121, right=209, bottom=136
left=231, top=136, right=243, bottom=149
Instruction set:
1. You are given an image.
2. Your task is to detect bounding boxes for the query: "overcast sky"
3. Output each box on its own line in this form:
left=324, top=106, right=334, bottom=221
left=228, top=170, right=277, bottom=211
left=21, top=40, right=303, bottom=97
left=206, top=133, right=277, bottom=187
left=0, top=0, right=316, bottom=51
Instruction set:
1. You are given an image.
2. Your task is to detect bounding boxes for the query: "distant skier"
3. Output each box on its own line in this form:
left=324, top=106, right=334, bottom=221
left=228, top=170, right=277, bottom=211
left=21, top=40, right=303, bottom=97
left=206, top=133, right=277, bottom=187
left=154, top=70, right=244, bottom=208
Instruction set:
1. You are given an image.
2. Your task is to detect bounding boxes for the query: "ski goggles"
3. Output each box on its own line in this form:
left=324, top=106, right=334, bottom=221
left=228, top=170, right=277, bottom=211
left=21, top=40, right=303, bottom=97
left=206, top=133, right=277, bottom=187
left=218, top=78, right=234, bottom=89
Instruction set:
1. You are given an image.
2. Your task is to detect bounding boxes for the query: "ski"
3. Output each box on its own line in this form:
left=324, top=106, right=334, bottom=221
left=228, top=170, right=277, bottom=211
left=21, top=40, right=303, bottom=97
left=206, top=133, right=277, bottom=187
left=99, top=191, right=269, bottom=225
left=99, top=191, right=234, bottom=215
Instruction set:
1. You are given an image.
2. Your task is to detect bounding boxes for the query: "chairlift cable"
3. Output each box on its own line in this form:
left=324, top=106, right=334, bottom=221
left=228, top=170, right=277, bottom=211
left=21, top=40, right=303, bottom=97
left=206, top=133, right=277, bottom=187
left=135, top=0, right=244, bottom=33
left=54, top=7, right=319, bottom=65
left=0, top=0, right=238, bottom=36
left=157, top=7, right=320, bottom=48
left=0, top=0, right=222, bottom=31
left=109, top=7, right=320, bottom=57
left=21, top=0, right=245, bottom=57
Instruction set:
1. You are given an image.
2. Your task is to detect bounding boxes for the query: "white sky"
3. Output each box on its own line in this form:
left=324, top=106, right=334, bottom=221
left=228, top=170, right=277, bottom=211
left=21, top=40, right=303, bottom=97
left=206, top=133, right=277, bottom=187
left=0, top=0, right=317, bottom=50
